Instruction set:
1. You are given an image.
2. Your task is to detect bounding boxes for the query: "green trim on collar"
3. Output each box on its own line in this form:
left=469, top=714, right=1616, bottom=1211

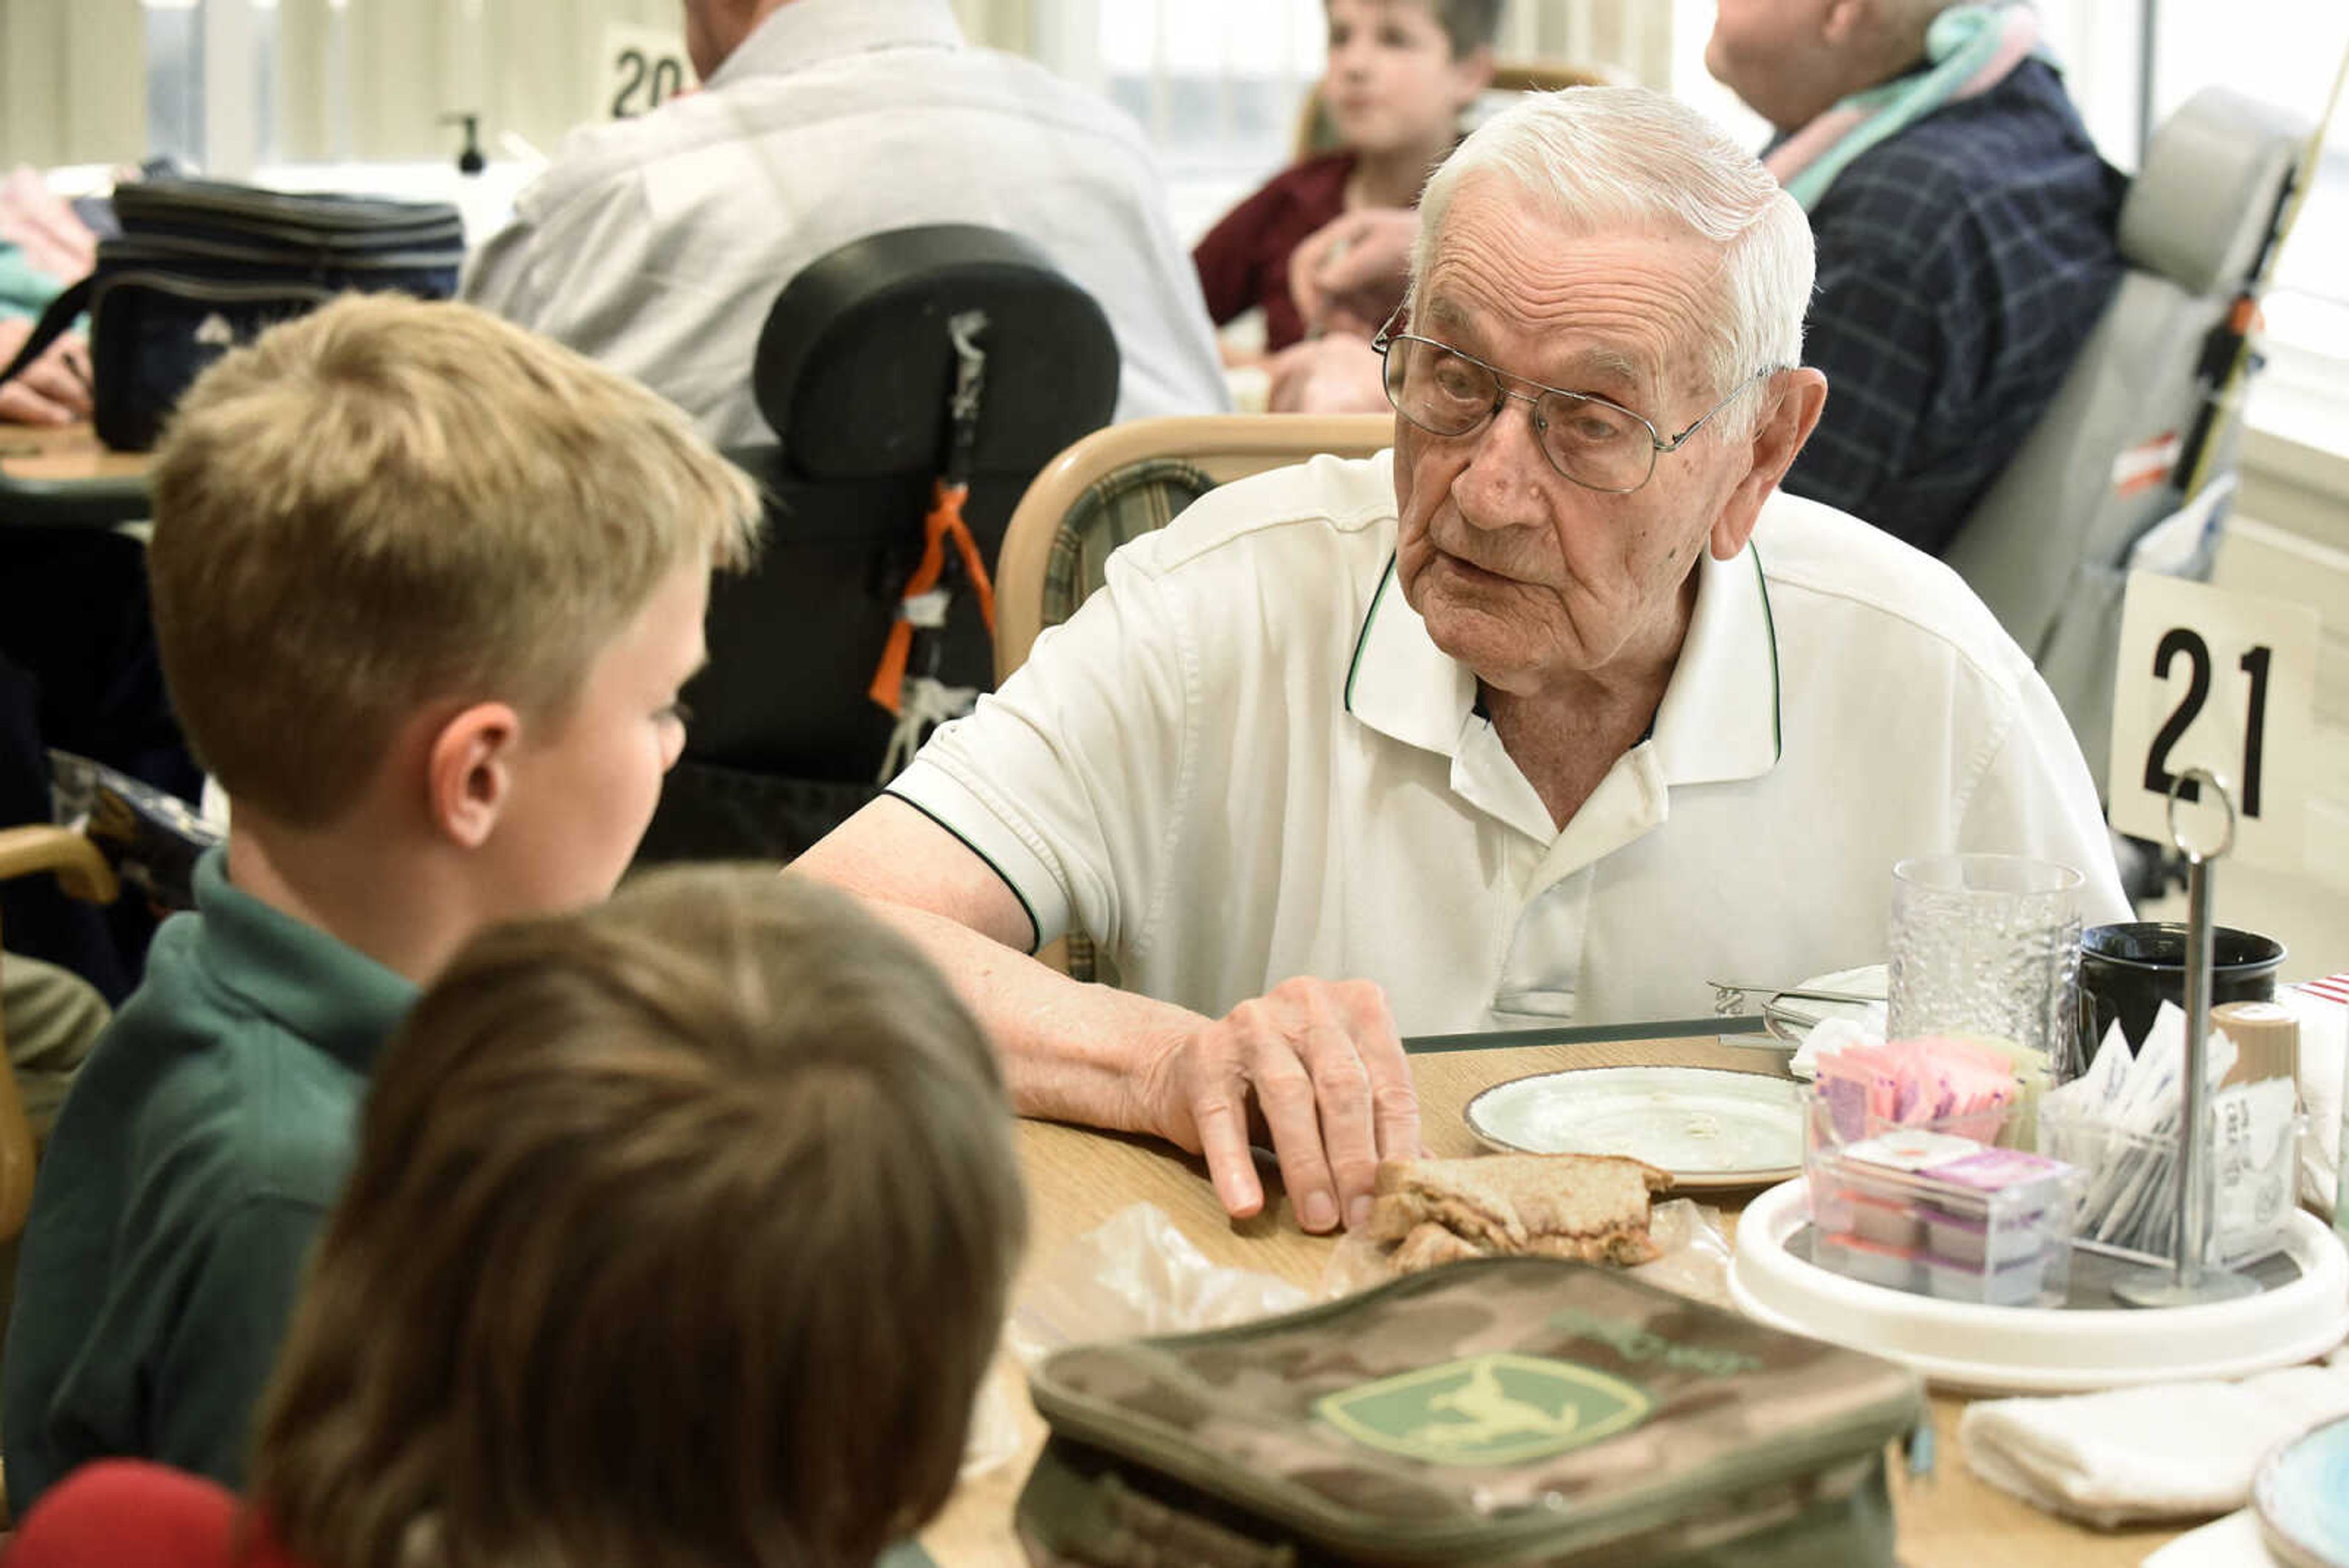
left=1343, top=554, right=1401, bottom=719
left=1751, top=541, right=1783, bottom=765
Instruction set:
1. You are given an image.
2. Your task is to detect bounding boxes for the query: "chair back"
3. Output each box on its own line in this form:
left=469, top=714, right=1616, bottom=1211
left=995, top=414, right=1392, bottom=978
left=1942, top=87, right=2304, bottom=789
left=642, top=225, right=1120, bottom=862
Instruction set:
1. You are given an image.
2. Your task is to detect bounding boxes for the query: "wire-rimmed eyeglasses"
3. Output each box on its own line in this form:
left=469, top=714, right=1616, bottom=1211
left=1371, top=323, right=1779, bottom=496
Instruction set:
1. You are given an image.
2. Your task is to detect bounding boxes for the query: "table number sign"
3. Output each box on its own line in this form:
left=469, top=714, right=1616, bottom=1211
left=602, top=23, right=695, bottom=121
left=2107, top=572, right=2318, bottom=872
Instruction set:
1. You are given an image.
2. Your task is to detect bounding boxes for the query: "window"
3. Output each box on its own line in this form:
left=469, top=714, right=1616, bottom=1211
left=1075, top=0, right=1679, bottom=242
left=1083, top=0, right=1325, bottom=238
left=142, top=0, right=280, bottom=174
left=144, top=0, right=204, bottom=168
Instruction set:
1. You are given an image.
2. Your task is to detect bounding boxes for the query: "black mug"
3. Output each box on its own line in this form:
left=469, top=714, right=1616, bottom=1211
left=2068, top=921, right=2287, bottom=1080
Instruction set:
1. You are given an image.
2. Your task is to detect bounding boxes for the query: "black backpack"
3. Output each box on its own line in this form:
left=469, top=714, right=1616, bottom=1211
left=0, top=179, right=464, bottom=452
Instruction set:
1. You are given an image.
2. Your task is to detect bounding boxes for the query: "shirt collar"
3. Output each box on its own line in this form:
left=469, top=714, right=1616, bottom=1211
left=1343, top=544, right=1782, bottom=787
left=712, top=0, right=965, bottom=87
left=193, top=847, right=419, bottom=1077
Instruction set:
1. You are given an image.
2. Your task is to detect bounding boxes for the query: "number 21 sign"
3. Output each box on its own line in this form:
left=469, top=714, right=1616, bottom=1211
left=2108, top=573, right=2318, bottom=871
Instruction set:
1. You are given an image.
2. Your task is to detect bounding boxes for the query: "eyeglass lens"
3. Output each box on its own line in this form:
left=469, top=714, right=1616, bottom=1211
left=1383, top=337, right=1657, bottom=494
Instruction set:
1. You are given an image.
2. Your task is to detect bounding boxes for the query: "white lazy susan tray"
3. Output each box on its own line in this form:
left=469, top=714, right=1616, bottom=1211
left=1729, top=1178, right=2349, bottom=1395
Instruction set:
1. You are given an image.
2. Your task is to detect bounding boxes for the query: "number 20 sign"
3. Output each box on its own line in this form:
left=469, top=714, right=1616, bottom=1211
left=2107, top=573, right=2318, bottom=871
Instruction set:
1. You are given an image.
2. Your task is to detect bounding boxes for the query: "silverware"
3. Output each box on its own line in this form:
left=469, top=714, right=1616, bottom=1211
left=1708, top=980, right=1884, bottom=1010
left=1403, top=1014, right=1770, bottom=1052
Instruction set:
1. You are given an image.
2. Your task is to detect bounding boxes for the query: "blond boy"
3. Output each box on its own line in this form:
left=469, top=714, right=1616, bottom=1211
left=1, top=295, right=762, bottom=1510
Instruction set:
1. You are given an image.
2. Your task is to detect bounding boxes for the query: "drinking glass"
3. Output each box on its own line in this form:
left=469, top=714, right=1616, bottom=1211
left=1887, top=853, right=2084, bottom=1062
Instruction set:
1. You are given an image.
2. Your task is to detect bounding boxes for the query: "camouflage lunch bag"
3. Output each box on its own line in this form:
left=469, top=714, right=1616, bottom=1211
left=1016, top=1257, right=1925, bottom=1568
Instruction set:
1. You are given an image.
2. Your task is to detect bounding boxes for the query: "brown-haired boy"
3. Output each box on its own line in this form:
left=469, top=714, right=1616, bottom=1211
left=6, top=868, right=1026, bottom=1568
left=1, top=294, right=762, bottom=1512
left=1192, top=0, right=1499, bottom=353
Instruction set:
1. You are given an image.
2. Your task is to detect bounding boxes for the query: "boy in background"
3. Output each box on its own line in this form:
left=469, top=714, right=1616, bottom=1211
left=1, top=294, right=763, bottom=1512
left=7, top=868, right=1026, bottom=1568
left=1193, top=0, right=1496, bottom=356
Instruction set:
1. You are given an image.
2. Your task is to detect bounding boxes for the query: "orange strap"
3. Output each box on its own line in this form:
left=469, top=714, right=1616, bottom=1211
left=868, top=479, right=996, bottom=715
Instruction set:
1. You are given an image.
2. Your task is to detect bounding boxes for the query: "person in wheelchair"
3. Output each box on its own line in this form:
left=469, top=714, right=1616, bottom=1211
left=1705, top=0, right=2126, bottom=555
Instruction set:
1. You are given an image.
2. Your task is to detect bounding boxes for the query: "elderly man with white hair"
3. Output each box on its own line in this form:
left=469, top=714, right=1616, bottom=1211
left=795, top=86, right=2128, bottom=1238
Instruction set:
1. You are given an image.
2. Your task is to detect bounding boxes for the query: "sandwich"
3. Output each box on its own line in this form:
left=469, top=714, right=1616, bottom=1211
left=1366, top=1153, right=1671, bottom=1274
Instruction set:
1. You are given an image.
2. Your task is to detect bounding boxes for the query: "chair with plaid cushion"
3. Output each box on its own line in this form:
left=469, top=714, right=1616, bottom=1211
left=994, top=414, right=1391, bottom=981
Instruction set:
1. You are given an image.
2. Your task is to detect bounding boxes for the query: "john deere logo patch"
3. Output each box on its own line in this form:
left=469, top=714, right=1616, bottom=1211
left=1315, top=1352, right=1651, bottom=1466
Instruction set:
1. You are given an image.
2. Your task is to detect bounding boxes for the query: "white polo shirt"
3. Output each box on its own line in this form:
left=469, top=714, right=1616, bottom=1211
left=891, top=452, right=2129, bottom=1036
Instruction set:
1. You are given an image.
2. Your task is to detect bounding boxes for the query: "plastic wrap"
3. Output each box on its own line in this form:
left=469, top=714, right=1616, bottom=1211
left=1006, top=1203, right=1314, bottom=1371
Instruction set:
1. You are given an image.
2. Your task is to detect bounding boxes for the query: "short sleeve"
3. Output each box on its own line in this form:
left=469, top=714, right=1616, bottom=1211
left=1955, top=669, right=2133, bottom=928
left=889, top=548, right=1194, bottom=956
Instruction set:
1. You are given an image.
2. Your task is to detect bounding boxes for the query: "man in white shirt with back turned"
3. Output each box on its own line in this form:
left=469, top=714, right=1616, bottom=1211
left=796, top=87, right=2128, bottom=1240
left=466, top=0, right=1229, bottom=447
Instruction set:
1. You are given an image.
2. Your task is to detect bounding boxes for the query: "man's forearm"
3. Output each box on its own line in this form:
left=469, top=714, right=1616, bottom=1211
left=803, top=886, right=1203, bottom=1141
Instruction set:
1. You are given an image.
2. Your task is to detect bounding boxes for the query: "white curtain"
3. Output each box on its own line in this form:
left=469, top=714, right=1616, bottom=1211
left=951, top=0, right=1033, bottom=51
left=265, top=0, right=1033, bottom=165
left=276, top=0, right=679, bottom=164
left=0, top=1, right=1669, bottom=175
left=1498, top=1, right=1674, bottom=88
left=0, top=0, right=147, bottom=168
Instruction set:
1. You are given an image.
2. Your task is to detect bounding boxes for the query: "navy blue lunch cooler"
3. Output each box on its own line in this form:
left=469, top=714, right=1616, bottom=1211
left=0, top=179, right=466, bottom=452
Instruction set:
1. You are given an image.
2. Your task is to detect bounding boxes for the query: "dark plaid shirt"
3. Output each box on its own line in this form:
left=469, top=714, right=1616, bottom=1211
left=1781, top=58, right=2128, bottom=556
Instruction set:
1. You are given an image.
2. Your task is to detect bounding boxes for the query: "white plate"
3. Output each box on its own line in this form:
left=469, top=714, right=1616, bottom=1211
left=1766, top=964, right=1888, bottom=1079
left=1463, top=1066, right=1805, bottom=1191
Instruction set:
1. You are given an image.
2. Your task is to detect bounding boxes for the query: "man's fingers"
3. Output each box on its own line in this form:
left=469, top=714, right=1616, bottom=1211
left=1373, top=1079, right=1423, bottom=1165
left=1294, top=1013, right=1380, bottom=1232
left=1190, top=979, right=1416, bottom=1235
left=1243, top=1031, right=1341, bottom=1233
left=1191, top=1069, right=1266, bottom=1220
left=1337, top=981, right=1420, bottom=1166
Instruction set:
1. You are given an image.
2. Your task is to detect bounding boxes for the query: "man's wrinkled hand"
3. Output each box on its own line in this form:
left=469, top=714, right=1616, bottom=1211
left=1287, top=207, right=1417, bottom=339
left=0, top=318, right=92, bottom=426
left=1141, top=976, right=1421, bottom=1234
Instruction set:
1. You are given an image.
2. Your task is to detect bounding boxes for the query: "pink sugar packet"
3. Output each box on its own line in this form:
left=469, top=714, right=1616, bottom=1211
left=1818, top=1035, right=2019, bottom=1143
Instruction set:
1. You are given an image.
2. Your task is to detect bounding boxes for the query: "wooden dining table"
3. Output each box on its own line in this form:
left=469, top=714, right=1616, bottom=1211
left=919, top=1033, right=2191, bottom=1567
left=0, top=422, right=149, bottom=484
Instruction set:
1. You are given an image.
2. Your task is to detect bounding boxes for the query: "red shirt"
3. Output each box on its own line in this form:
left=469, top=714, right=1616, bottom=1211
left=1190, top=152, right=1355, bottom=352
left=5, top=1461, right=314, bottom=1568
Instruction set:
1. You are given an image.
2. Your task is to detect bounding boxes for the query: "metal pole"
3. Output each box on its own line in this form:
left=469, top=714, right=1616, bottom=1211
left=2176, top=849, right=2215, bottom=1285
left=2117, top=768, right=2258, bottom=1308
